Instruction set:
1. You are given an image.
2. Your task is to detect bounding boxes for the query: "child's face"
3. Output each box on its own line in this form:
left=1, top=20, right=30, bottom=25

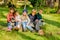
left=32, top=12, right=36, bottom=16
left=32, top=13, right=36, bottom=16
left=23, top=12, right=27, bottom=16
left=10, top=9, right=14, bottom=13
left=39, top=10, right=43, bottom=14
left=32, top=10, right=36, bottom=16
left=15, top=12, right=19, bottom=16
left=32, top=10, right=36, bottom=13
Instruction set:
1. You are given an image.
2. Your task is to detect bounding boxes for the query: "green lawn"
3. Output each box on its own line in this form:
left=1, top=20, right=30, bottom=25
left=0, top=7, right=60, bottom=40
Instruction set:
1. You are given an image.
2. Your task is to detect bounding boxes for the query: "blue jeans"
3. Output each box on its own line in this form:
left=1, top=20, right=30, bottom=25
left=15, top=22, right=21, bottom=28
left=35, top=20, right=44, bottom=31
left=22, top=22, right=33, bottom=31
left=8, top=22, right=20, bottom=29
left=8, top=22, right=16, bottom=29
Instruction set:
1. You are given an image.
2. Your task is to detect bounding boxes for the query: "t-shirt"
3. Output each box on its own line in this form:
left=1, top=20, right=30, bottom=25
left=15, top=15, right=21, bottom=22
left=36, top=13, right=42, bottom=20
left=29, top=14, right=37, bottom=22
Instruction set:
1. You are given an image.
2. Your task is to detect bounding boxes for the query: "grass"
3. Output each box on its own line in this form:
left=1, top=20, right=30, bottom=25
left=0, top=7, right=60, bottom=40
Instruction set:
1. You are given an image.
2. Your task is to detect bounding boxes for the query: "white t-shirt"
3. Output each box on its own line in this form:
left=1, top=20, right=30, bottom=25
left=15, top=15, right=21, bottom=22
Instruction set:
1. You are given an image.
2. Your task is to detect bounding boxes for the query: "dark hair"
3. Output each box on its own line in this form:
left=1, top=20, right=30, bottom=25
left=13, top=10, right=17, bottom=16
left=10, top=7, right=15, bottom=11
left=23, top=9, right=28, bottom=13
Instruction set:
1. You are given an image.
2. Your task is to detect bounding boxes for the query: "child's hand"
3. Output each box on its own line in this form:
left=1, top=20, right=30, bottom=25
left=39, top=10, right=43, bottom=14
left=9, top=21, right=11, bottom=23
left=19, top=20, right=21, bottom=22
left=35, top=19, right=39, bottom=22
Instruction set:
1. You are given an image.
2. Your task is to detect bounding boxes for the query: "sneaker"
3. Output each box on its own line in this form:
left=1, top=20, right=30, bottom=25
left=7, top=28, right=12, bottom=32
left=14, top=27, right=19, bottom=31
left=31, top=30, right=35, bottom=33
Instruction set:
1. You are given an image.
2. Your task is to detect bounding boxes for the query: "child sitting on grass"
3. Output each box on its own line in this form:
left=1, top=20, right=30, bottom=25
left=35, top=9, right=44, bottom=32
left=13, top=11, right=21, bottom=30
left=7, top=7, right=15, bottom=31
left=21, top=9, right=34, bottom=32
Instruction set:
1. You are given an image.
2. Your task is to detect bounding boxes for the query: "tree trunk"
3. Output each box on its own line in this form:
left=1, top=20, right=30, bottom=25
left=58, top=0, right=60, bottom=9
left=54, top=0, right=59, bottom=8
left=4, top=0, right=8, bottom=5
left=24, top=0, right=26, bottom=9
left=46, top=0, right=54, bottom=7
left=46, top=0, right=51, bottom=7
left=57, top=0, right=60, bottom=14
left=50, top=0, right=54, bottom=8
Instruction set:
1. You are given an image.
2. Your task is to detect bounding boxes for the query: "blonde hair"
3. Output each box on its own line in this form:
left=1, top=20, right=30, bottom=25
left=21, top=14, right=28, bottom=20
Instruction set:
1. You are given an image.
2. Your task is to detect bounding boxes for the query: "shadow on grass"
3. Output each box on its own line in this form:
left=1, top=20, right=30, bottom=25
left=0, top=7, right=9, bottom=12
left=34, top=32, right=60, bottom=40
left=17, top=32, right=35, bottom=40
left=44, top=18, right=60, bottom=28
left=45, top=34, right=60, bottom=40
left=0, top=12, right=6, bottom=18
left=0, top=21, right=7, bottom=27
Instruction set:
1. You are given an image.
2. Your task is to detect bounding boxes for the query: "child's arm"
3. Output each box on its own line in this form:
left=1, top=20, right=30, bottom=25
left=27, top=16, right=30, bottom=26
left=19, top=16, right=21, bottom=22
left=14, top=16, right=18, bottom=22
left=15, top=15, right=21, bottom=22
left=7, top=14, right=10, bottom=22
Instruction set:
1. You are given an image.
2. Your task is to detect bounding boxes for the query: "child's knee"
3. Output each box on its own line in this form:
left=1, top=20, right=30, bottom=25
left=8, top=22, right=11, bottom=26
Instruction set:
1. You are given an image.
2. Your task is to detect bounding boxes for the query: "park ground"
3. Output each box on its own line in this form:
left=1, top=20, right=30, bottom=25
left=0, top=7, right=60, bottom=40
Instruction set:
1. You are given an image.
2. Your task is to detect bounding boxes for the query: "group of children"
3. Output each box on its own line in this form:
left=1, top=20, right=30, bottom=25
left=7, top=7, right=44, bottom=33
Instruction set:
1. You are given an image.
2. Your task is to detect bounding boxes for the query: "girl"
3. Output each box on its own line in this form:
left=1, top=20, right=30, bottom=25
left=7, top=7, right=15, bottom=31
left=21, top=10, right=34, bottom=32
left=13, top=11, right=21, bottom=30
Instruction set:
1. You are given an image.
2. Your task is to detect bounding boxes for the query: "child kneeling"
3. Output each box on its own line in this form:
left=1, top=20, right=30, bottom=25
left=21, top=10, right=34, bottom=32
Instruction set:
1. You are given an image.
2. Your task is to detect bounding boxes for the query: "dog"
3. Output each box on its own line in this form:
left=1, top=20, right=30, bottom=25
left=38, top=29, right=45, bottom=36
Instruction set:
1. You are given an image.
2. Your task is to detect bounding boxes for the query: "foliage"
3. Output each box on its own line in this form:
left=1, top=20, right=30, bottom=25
left=29, top=0, right=46, bottom=10
left=29, top=0, right=36, bottom=7
left=7, top=2, right=15, bottom=8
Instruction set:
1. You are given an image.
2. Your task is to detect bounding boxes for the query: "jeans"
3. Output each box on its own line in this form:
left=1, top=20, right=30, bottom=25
left=15, top=22, right=21, bottom=28
left=30, top=20, right=44, bottom=31
left=8, top=22, right=12, bottom=29
left=22, top=22, right=33, bottom=31
left=35, top=20, right=44, bottom=31
left=8, top=22, right=21, bottom=29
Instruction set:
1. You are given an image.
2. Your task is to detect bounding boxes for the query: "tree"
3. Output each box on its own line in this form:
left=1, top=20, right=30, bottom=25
left=29, top=0, right=36, bottom=7
left=58, top=0, right=60, bottom=9
left=4, top=0, right=8, bottom=5
left=29, top=0, right=45, bottom=9
left=46, top=0, right=54, bottom=7
left=57, top=0, right=60, bottom=13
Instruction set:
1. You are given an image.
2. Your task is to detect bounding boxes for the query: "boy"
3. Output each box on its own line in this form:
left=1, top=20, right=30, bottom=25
left=35, top=9, right=44, bottom=32
left=29, top=9, right=37, bottom=29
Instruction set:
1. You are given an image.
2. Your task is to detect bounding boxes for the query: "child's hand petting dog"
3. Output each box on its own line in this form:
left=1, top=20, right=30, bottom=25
left=35, top=19, right=39, bottom=22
